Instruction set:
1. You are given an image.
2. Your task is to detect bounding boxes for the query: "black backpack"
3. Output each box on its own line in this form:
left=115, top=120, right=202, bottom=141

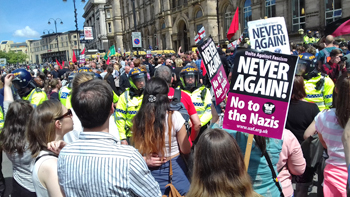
left=169, top=88, right=191, bottom=136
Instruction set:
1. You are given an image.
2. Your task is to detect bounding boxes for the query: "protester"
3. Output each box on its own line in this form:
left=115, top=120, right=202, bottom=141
left=118, top=65, right=131, bottom=95
left=317, top=35, right=340, bottom=70
left=48, top=78, right=61, bottom=100
left=0, top=74, right=35, bottom=197
left=154, top=66, right=201, bottom=142
left=26, top=100, right=73, bottom=197
left=57, top=79, right=161, bottom=196
left=132, top=77, right=191, bottom=195
left=306, top=73, right=350, bottom=197
left=104, top=65, right=118, bottom=94
left=210, top=105, right=283, bottom=196
left=277, top=129, right=306, bottom=197
left=321, top=49, right=347, bottom=83
left=187, top=128, right=255, bottom=197
left=286, top=75, right=320, bottom=143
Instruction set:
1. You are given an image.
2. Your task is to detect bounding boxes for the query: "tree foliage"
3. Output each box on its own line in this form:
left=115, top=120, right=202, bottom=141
left=0, top=51, right=28, bottom=64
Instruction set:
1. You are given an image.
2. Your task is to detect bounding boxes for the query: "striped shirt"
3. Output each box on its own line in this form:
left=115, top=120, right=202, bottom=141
left=315, top=108, right=346, bottom=166
left=57, top=132, right=162, bottom=197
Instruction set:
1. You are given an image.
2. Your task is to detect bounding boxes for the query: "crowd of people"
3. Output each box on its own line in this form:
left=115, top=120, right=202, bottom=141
left=0, top=34, right=349, bottom=197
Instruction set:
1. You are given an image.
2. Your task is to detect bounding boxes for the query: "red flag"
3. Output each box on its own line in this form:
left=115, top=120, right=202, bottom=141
left=72, top=50, right=77, bottom=63
left=106, top=57, right=110, bottom=65
left=61, top=61, right=65, bottom=69
left=227, top=7, right=239, bottom=40
left=81, top=48, right=85, bottom=55
left=200, top=59, right=207, bottom=76
left=56, top=59, right=62, bottom=69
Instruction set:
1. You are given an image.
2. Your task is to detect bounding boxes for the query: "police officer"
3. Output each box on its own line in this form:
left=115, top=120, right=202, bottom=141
left=304, top=30, right=316, bottom=44
left=180, top=64, right=212, bottom=137
left=11, top=69, right=47, bottom=107
left=297, top=53, right=334, bottom=111
left=59, top=71, right=76, bottom=109
left=115, top=67, right=147, bottom=145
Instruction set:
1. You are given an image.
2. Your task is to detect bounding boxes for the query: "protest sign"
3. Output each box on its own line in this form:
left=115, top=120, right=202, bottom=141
left=197, top=36, right=230, bottom=104
left=248, top=17, right=290, bottom=54
left=79, top=54, right=85, bottom=64
left=222, top=49, right=297, bottom=139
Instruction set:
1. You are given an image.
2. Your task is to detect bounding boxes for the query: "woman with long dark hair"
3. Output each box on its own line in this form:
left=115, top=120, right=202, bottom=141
left=132, top=77, right=191, bottom=195
left=104, top=65, right=118, bottom=94
left=307, top=73, right=350, bottom=196
left=0, top=74, right=36, bottom=197
left=187, top=128, right=254, bottom=197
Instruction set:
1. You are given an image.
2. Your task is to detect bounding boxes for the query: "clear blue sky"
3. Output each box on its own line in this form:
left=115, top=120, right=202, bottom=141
left=0, top=0, right=86, bottom=43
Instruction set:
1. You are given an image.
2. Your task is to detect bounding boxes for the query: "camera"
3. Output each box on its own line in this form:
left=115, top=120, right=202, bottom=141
left=341, top=56, right=348, bottom=62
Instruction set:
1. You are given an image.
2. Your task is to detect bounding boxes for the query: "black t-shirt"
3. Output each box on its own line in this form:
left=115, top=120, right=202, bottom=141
left=51, top=70, right=59, bottom=78
left=286, top=100, right=320, bottom=144
left=49, top=92, right=59, bottom=101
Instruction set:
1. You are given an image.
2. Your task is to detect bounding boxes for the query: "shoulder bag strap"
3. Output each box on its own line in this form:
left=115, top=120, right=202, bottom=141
left=263, top=151, right=284, bottom=197
left=168, top=111, right=173, bottom=183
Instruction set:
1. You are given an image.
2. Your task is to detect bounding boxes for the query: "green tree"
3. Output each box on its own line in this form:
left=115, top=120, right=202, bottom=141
left=6, top=51, right=28, bottom=64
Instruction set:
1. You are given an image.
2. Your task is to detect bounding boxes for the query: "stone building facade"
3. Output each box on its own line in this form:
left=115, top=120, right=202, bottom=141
left=83, top=0, right=124, bottom=54
left=28, top=31, right=84, bottom=64
left=83, top=0, right=350, bottom=52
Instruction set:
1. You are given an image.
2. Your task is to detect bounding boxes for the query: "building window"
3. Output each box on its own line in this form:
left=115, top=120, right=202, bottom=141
left=265, top=0, right=276, bottom=18
left=66, top=42, right=68, bottom=46
left=325, top=0, right=342, bottom=25
left=244, top=0, right=252, bottom=36
left=108, top=22, right=112, bottom=33
left=61, top=37, right=63, bottom=40
left=74, top=41, right=77, bottom=45
left=224, top=6, right=233, bottom=35
left=106, top=9, right=111, bottom=19
left=162, top=34, right=166, bottom=49
left=292, top=0, right=305, bottom=32
left=196, top=10, right=203, bottom=18
left=61, top=43, right=64, bottom=47
left=162, top=23, right=166, bottom=29
left=73, top=35, right=77, bottom=39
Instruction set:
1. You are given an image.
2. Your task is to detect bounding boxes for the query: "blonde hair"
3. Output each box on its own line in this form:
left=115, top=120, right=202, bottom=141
left=72, top=73, right=94, bottom=90
left=26, top=100, right=63, bottom=157
left=175, top=58, right=183, bottom=67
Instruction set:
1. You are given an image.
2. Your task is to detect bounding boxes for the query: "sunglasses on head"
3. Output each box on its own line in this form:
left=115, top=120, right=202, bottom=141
left=55, top=109, right=72, bottom=120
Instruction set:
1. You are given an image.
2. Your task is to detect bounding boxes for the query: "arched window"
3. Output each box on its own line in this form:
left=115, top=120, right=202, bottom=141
left=244, top=0, right=252, bottom=36
left=292, top=0, right=305, bottom=32
left=325, top=0, right=342, bottom=25
left=224, top=5, right=233, bottom=35
left=196, top=9, right=203, bottom=18
left=162, top=23, right=166, bottom=29
left=265, top=0, right=276, bottom=18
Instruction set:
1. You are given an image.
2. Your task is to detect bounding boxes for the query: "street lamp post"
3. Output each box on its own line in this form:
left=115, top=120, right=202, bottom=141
left=131, top=0, right=138, bottom=56
left=63, top=0, right=85, bottom=59
left=48, top=18, right=63, bottom=54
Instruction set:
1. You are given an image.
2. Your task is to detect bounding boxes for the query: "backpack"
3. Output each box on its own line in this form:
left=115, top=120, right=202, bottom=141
left=321, top=48, right=331, bottom=64
left=169, top=88, right=191, bottom=136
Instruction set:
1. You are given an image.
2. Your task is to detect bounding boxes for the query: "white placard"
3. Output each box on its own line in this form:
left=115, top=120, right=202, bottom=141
left=84, top=27, right=93, bottom=40
left=248, top=17, right=290, bottom=54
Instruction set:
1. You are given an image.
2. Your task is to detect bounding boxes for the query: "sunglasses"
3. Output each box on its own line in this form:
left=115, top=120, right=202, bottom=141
left=55, top=109, right=72, bottom=120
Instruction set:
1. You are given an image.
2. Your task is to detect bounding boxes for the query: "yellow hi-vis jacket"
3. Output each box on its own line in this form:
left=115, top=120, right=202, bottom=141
left=22, top=88, right=48, bottom=108
left=115, top=89, right=143, bottom=140
left=0, top=107, right=4, bottom=129
left=304, top=73, right=334, bottom=111
left=59, top=86, right=72, bottom=109
left=183, top=86, right=212, bottom=126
